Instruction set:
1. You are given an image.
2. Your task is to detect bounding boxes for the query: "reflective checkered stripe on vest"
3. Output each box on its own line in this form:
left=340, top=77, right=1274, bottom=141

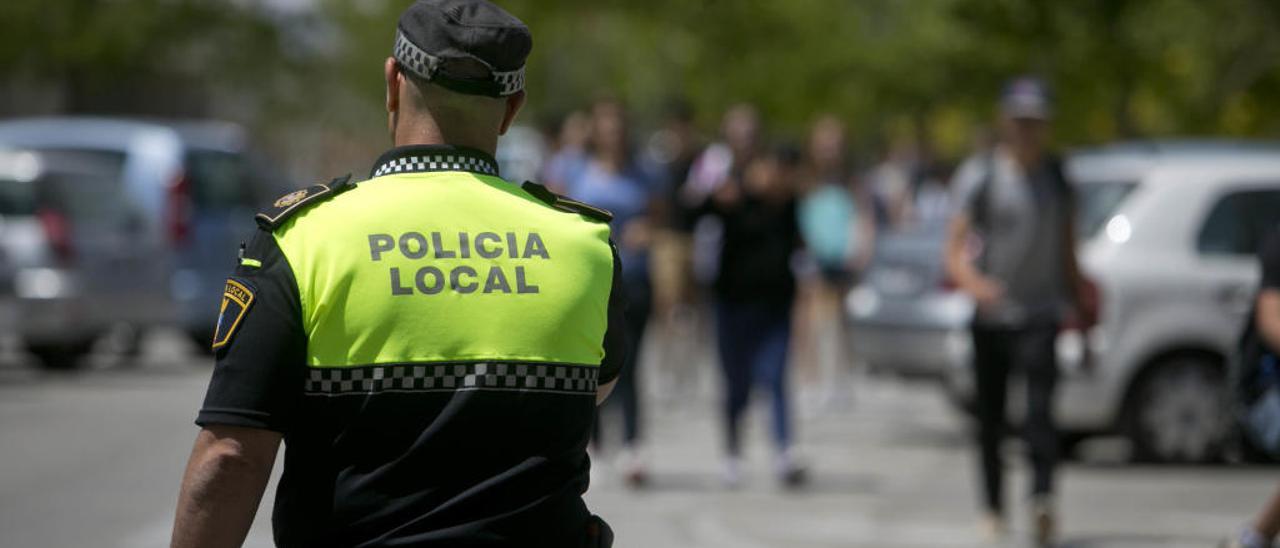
left=273, top=168, right=614, bottom=397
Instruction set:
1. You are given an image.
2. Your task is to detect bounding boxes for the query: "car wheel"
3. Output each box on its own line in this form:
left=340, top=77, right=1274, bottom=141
left=1126, top=357, right=1229, bottom=463
left=26, top=340, right=94, bottom=370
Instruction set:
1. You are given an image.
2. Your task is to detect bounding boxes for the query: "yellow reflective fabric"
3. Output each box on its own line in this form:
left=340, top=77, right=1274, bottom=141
left=273, top=172, right=614, bottom=368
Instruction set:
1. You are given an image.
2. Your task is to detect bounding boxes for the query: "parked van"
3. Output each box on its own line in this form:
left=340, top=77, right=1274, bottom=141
left=0, top=117, right=290, bottom=367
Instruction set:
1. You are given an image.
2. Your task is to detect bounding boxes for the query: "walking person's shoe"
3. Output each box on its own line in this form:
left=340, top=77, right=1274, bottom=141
left=721, top=456, right=744, bottom=490
left=775, top=450, right=809, bottom=489
left=978, top=512, right=1007, bottom=543
left=618, top=447, right=649, bottom=489
left=1031, top=495, right=1056, bottom=547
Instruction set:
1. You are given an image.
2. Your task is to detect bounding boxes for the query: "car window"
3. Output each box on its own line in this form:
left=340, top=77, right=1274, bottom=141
left=1075, top=181, right=1137, bottom=239
left=185, top=150, right=252, bottom=208
left=0, top=177, right=37, bottom=215
left=26, top=149, right=132, bottom=224
left=39, top=171, right=132, bottom=224
left=1197, top=188, right=1280, bottom=256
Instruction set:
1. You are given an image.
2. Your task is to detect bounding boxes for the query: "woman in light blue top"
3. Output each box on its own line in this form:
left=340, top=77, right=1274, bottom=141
left=562, top=97, right=657, bottom=488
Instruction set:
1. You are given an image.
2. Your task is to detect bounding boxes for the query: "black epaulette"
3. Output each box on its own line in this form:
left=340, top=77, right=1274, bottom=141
left=520, top=181, right=613, bottom=223
left=255, top=174, right=356, bottom=230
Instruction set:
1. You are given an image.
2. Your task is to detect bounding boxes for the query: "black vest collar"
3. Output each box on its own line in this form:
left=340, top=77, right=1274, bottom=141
left=370, top=144, right=500, bottom=179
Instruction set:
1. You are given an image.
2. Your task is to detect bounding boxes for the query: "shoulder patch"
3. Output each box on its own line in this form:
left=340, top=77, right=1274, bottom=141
left=520, top=181, right=613, bottom=223
left=211, top=277, right=256, bottom=351
left=255, top=174, right=356, bottom=230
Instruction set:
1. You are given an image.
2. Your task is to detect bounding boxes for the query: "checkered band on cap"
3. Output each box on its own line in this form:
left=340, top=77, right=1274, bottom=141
left=393, top=30, right=525, bottom=97
left=372, top=153, right=499, bottom=178
left=492, top=67, right=525, bottom=97
left=394, top=30, right=441, bottom=82
left=305, top=362, right=599, bottom=397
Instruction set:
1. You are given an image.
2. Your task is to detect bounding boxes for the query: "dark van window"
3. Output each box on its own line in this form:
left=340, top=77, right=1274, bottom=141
left=0, top=176, right=37, bottom=215
left=40, top=171, right=131, bottom=224
left=185, top=150, right=252, bottom=208
left=29, top=149, right=132, bottom=223
left=1197, top=188, right=1280, bottom=256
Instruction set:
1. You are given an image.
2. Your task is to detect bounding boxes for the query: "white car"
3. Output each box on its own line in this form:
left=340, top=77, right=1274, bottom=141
left=943, top=141, right=1280, bottom=462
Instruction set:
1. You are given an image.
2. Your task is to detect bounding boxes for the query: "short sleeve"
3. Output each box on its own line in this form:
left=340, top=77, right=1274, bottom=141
left=1261, top=228, right=1280, bottom=291
left=195, top=229, right=307, bottom=433
left=598, top=242, right=629, bottom=384
left=949, top=155, right=987, bottom=219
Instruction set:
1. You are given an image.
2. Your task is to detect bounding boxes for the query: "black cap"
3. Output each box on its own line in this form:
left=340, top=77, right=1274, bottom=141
left=393, top=0, right=531, bottom=98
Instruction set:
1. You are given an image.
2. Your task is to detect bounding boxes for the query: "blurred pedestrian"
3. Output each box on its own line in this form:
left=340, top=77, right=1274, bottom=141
left=1222, top=227, right=1280, bottom=548
left=793, top=115, right=873, bottom=412
left=542, top=109, right=591, bottom=193
left=866, top=134, right=920, bottom=229
left=910, top=161, right=954, bottom=228
left=645, top=97, right=703, bottom=324
left=943, top=76, right=1096, bottom=546
left=563, top=96, right=657, bottom=488
left=699, top=144, right=807, bottom=488
left=172, top=2, right=625, bottom=546
left=683, top=103, right=763, bottom=287
left=685, top=103, right=761, bottom=199
left=643, top=97, right=707, bottom=409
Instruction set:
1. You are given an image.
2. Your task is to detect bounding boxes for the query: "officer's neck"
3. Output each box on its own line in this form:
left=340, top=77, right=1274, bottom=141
left=393, top=116, right=498, bottom=157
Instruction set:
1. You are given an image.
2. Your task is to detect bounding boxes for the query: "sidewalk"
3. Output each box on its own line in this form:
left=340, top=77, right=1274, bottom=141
left=586, top=370, right=1271, bottom=548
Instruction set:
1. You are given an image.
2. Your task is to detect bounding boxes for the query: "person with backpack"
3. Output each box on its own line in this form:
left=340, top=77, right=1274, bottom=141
left=944, top=76, right=1097, bottom=547
left=1222, top=227, right=1280, bottom=548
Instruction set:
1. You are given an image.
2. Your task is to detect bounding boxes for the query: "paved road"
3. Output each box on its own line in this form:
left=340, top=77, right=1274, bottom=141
left=0, top=331, right=1272, bottom=548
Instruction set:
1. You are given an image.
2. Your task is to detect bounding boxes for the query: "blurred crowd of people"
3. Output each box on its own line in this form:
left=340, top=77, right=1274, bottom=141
left=529, top=79, right=1280, bottom=548
left=535, top=95, right=960, bottom=490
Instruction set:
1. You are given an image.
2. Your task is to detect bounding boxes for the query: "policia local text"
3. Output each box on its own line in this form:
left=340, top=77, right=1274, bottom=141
left=369, top=231, right=549, bottom=295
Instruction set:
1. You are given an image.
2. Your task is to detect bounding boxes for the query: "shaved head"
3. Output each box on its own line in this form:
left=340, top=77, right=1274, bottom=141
left=384, top=57, right=526, bottom=153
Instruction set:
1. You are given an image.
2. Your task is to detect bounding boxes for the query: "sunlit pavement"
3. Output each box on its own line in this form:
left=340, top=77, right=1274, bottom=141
left=0, top=330, right=1272, bottom=548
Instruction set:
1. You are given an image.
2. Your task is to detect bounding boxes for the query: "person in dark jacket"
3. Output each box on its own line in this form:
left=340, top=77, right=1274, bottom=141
left=1222, top=227, right=1280, bottom=548
left=702, top=145, right=807, bottom=488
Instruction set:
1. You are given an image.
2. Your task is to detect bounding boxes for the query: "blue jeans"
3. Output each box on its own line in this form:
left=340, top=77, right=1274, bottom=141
left=716, top=300, right=793, bottom=456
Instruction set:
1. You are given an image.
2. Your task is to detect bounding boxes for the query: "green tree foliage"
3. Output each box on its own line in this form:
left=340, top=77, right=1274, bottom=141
left=0, top=0, right=287, bottom=115
left=4, top=0, right=1279, bottom=159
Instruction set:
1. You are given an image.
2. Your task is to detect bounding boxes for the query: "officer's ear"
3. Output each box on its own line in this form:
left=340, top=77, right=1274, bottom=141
left=498, top=90, right=525, bottom=136
left=384, top=57, right=402, bottom=115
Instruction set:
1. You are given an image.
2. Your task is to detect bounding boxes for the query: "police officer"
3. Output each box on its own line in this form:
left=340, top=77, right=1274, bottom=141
left=171, top=2, right=625, bottom=547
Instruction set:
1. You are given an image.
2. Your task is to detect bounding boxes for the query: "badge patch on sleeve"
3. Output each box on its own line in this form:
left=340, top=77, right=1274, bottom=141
left=212, top=278, right=256, bottom=350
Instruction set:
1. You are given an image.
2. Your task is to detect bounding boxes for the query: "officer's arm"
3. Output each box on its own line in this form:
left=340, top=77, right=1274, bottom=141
left=597, top=379, right=618, bottom=405
left=597, top=242, right=628, bottom=405
left=174, top=230, right=306, bottom=546
left=172, top=426, right=280, bottom=548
